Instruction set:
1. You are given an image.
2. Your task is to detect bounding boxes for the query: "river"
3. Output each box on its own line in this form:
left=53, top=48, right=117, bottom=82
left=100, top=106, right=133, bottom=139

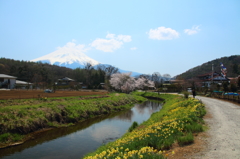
left=0, top=100, right=163, bottom=159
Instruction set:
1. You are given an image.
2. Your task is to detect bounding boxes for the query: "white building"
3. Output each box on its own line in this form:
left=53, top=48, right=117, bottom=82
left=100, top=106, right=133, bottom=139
left=0, top=74, right=17, bottom=89
left=15, top=80, right=33, bottom=89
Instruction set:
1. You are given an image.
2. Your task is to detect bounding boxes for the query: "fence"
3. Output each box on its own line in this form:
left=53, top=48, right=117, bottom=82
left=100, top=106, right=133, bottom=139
left=212, top=91, right=240, bottom=103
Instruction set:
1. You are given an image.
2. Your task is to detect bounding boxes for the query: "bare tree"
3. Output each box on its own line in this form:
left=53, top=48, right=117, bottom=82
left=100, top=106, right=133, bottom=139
left=152, top=72, right=161, bottom=87
left=151, top=72, right=162, bottom=94
left=162, top=73, right=171, bottom=79
left=103, top=65, right=119, bottom=91
left=105, top=65, right=119, bottom=79
left=84, top=63, right=94, bottom=88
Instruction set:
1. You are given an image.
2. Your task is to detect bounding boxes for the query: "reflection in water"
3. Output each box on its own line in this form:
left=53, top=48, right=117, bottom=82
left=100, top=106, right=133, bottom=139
left=112, top=109, right=133, bottom=121
left=135, top=99, right=161, bottom=115
left=0, top=100, right=163, bottom=159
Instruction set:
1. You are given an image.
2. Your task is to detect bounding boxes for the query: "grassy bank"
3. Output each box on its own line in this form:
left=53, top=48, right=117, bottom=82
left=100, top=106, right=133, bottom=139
left=84, top=92, right=206, bottom=159
left=0, top=93, right=146, bottom=147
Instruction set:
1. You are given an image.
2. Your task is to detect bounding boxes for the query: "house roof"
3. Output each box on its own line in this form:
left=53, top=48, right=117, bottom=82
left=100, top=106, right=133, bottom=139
left=197, top=72, right=220, bottom=77
left=16, top=80, right=32, bottom=85
left=0, top=74, right=17, bottom=79
left=212, top=76, right=229, bottom=81
left=169, top=80, right=183, bottom=83
left=58, top=77, right=75, bottom=81
left=199, top=75, right=229, bottom=81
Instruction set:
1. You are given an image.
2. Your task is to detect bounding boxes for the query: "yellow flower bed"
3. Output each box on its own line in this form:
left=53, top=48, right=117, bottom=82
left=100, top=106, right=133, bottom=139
left=84, top=95, right=205, bottom=159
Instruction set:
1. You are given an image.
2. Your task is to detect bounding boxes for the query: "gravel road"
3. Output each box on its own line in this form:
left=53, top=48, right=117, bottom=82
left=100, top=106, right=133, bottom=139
left=194, top=96, right=240, bottom=159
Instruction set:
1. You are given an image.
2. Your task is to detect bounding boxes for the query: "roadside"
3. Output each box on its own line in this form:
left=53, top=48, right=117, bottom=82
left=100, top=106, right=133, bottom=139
left=168, top=95, right=240, bottom=159
left=195, top=96, right=240, bottom=158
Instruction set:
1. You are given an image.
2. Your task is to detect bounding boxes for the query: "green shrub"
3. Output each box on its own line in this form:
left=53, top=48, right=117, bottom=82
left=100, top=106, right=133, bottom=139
left=183, top=91, right=189, bottom=98
left=0, top=133, right=10, bottom=143
left=157, top=136, right=175, bottom=150
left=12, top=133, right=23, bottom=142
left=0, top=133, right=23, bottom=143
left=177, top=132, right=194, bottom=146
left=184, top=122, right=203, bottom=133
left=128, top=121, right=139, bottom=132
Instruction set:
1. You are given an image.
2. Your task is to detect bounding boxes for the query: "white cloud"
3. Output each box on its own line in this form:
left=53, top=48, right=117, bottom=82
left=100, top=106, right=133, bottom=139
left=147, top=27, right=179, bottom=40
left=89, top=125, right=120, bottom=142
left=130, top=47, right=137, bottom=50
left=184, top=25, right=201, bottom=35
left=117, top=35, right=132, bottom=42
left=90, top=33, right=132, bottom=52
left=90, top=38, right=123, bottom=52
left=56, top=41, right=88, bottom=53
left=106, top=33, right=115, bottom=39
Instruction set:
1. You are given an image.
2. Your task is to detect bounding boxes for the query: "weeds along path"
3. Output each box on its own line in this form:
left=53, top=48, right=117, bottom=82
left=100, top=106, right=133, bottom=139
left=195, top=96, right=240, bottom=158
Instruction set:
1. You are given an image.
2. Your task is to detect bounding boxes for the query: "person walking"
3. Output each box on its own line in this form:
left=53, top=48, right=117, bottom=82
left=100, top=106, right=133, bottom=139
left=192, top=89, right=196, bottom=98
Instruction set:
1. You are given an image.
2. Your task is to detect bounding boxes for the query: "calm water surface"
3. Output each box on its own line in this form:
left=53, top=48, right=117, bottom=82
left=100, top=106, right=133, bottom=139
left=0, top=100, right=163, bottom=159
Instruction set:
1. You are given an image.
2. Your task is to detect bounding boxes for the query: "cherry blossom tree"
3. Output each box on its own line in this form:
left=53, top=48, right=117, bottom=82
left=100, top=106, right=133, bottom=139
left=110, top=72, right=155, bottom=93
left=110, top=72, right=134, bottom=93
left=135, top=76, right=154, bottom=90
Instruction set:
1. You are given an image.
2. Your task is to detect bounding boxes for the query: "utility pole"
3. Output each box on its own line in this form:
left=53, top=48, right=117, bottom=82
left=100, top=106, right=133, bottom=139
left=212, top=64, right=214, bottom=86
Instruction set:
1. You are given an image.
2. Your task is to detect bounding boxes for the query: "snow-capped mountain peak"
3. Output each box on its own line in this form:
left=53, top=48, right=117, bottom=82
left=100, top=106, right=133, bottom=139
left=31, top=44, right=100, bottom=67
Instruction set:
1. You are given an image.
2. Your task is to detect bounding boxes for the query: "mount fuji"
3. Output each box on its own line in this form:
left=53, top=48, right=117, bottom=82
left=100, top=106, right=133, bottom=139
left=31, top=50, right=142, bottom=76
left=31, top=50, right=99, bottom=69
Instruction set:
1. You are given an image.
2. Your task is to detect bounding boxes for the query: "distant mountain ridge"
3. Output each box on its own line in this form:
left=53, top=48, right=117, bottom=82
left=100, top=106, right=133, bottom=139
left=31, top=51, right=142, bottom=76
left=176, top=55, right=240, bottom=79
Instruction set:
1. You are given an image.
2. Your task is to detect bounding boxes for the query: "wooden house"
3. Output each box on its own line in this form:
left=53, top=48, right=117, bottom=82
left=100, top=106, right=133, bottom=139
left=197, top=72, right=230, bottom=87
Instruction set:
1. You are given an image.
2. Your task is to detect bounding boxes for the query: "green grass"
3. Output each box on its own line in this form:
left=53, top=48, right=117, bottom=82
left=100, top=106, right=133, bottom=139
left=0, top=133, right=24, bottom=143
left=184, top=122, right=204, bottom=133
left=0, top=93, right=147, bottom=147
left=177, top=132, right=194, bottom=146
left=84, top=92, right=206, bottom=159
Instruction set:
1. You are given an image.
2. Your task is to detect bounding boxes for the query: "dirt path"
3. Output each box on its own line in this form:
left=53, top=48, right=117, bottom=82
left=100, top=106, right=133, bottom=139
left=193, top=96, right=240, bottom=158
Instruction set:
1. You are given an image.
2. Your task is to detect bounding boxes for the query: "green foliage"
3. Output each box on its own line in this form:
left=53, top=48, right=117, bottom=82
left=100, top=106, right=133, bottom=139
left=0, top=133, right=23, bottom=143
left=184, top=122, right=203, bottom=133
left=183, top=91, right=189, bottom=98
left=156, top=136, right=175, bottom=150
left=0, top=58, right=118, bottom=89
left=84, top=94, right=206, bottom=159
left=0, top=93, right=147, bottom=145
left=177, top=132, right=194, bottom=146
left=128, top=121, right=139, bottom=132
left=0, top=133, right=10, bottom=142
left=177, top=55, right=240, bottom=79
left=132, top=91, right=165, bottom=100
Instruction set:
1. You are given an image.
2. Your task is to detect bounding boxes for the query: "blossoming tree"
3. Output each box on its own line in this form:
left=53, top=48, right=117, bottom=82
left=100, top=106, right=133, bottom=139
left=110, top=72, right=155, bottom=93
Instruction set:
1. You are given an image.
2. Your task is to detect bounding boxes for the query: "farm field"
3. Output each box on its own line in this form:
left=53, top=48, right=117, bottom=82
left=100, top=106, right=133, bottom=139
left=0, top=89, right=108, bottom=100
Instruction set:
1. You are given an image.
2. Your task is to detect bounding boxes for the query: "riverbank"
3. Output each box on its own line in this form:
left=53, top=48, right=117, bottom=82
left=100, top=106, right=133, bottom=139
left=84, top=92, right=206, bottom=159
left=0, top=93, right=146, bottom=148
left=0, top=89, right=108, bottom=100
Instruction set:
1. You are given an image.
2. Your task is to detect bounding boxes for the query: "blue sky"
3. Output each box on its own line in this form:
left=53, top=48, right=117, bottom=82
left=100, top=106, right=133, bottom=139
left=0, top=0, right=239, bottom=77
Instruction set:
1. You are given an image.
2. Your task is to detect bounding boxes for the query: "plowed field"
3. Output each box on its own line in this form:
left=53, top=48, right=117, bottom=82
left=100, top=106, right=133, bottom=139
left=0, top=90, right=108, bottom=100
